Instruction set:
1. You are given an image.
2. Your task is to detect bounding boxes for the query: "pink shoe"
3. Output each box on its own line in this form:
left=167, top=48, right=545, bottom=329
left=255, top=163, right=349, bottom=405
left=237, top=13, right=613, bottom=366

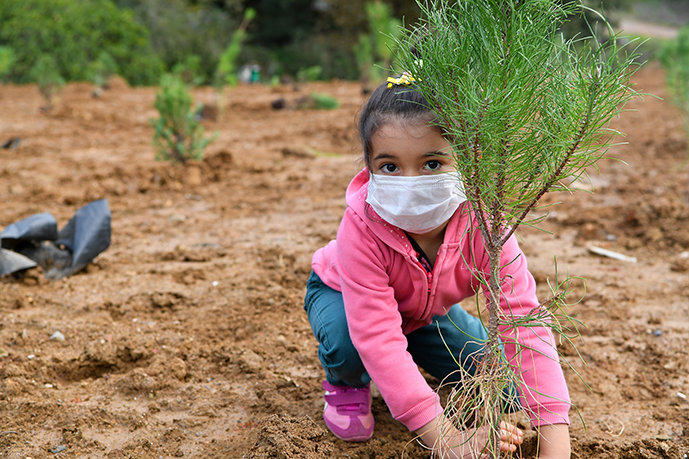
left=322, top=381, right=374, bottom=442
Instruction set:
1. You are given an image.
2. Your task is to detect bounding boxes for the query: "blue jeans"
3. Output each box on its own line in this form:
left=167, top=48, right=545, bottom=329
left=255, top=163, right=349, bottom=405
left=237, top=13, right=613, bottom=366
left=304, top=271, right=494, bottom=390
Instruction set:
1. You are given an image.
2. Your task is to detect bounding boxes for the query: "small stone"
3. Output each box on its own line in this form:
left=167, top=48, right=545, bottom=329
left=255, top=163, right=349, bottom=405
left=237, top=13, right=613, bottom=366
left=50, top=445, right=66, bottom=454
left=653, top=329, right=662, bottom=337
left=50, top=331, right=65, bottom=341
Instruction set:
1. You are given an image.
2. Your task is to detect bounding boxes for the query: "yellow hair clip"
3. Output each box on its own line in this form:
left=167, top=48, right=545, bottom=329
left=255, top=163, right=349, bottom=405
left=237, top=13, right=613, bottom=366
left=386, top=72, right=416, bottom=88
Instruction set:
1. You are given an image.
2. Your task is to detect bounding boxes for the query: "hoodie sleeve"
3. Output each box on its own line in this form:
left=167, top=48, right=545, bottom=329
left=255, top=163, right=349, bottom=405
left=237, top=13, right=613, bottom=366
left=478, top=233, right=571, bottom=427
left=335, top=208, right=445, bottom=432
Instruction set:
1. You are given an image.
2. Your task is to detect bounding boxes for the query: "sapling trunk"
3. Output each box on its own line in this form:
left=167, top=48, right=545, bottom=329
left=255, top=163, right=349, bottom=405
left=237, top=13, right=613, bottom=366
left=394, top=0, right=641, bottom=457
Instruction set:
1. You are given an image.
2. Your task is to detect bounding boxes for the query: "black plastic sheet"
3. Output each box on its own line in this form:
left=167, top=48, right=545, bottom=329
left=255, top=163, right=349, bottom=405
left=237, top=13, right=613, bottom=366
left=0, top=199, right=111, bottom=279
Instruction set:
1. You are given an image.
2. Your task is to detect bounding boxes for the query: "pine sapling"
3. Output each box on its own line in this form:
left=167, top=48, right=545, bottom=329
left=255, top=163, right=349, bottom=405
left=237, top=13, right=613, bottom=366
left=215, top=7, right=256, bottom=88
left=394, top=0, right=641, bottom=456
left=28, top=54, right=65, bottom=112
left=150, top=73, right=217, bottom=165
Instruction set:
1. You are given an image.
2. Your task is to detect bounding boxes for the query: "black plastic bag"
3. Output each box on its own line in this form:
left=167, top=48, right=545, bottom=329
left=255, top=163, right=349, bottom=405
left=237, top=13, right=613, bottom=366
left=0, top=199, right=111, bottom=279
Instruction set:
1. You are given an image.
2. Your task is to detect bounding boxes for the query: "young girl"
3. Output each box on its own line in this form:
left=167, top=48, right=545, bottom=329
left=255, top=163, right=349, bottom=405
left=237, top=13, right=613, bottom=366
left=304, top=77, right=571, bottom=459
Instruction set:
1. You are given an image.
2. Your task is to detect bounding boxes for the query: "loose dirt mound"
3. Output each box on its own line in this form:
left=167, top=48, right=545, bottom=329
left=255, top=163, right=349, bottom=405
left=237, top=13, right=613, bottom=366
left=0, top=64, right=687, bottom=458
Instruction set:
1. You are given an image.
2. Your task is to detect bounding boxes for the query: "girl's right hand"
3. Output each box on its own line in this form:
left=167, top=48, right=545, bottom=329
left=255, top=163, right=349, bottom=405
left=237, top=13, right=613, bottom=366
left=415, top=415, right=523, bottom=459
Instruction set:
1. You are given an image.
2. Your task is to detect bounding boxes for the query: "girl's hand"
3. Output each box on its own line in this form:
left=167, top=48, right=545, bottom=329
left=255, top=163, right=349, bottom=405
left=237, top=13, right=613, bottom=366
left=415, top=415, right=523, bottom=459
left=535, top=424, right=571, bottom=459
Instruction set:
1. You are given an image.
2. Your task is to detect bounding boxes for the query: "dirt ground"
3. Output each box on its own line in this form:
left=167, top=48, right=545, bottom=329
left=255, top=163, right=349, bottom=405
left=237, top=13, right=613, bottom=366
left=0, top=62, right=688, bottom=459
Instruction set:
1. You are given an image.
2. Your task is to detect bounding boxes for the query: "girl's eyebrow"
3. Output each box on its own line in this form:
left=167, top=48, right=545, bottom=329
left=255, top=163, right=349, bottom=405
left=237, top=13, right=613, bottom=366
left=373, top=151, right=450, bottom=161
left=372, top=153, right=396, bottom=161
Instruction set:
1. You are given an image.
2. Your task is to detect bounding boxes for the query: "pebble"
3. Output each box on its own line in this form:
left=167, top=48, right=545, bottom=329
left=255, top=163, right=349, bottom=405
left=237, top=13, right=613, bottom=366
left=653, top=329, right=662, bottom=337
left=50, top=331, right=65, bottom=341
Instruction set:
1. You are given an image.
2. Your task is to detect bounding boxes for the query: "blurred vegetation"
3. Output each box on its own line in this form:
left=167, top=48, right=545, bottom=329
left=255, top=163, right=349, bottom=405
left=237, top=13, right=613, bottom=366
left=558, top=0, right=638, bottom=40
left=113, top=0, right=244, bottom=85
left=27, top=54, right=66, bottom=112
left=216, top=7, right=257, bottom=88
left=0, top=0, right=164, bottom=85
left=0, top=46, right=15, bottom=82
left=86, top=51, right=120, bottom=90
left=0, top=0, right=665, bottom=87
left=150, top=73, right=217, bottom=164
left=304, top=92, right=341, bottom=110
left=354, top=2, right=402, bottom=91
left=659, top=25, right=689, bottom=136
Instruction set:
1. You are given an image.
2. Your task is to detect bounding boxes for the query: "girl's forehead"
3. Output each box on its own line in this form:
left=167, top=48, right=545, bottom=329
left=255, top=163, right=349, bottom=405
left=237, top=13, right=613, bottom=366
left=374, top=118, right=442, bottom=139
left=377, top=117, right=436, bottom=135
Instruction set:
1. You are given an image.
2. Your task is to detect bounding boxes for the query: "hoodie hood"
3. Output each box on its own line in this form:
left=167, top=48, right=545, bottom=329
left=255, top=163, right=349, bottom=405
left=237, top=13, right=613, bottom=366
left=345, top=169, right=414, bottom=252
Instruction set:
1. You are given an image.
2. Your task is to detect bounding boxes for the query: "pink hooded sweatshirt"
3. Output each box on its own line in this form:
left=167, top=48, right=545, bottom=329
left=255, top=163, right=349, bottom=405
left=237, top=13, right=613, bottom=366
left=312, top=169, right=571, bottom=432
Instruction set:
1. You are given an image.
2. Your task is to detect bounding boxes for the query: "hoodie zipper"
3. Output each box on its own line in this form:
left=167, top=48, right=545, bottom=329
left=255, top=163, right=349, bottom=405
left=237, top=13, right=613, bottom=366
left=411, top=255, right=435, bottom=320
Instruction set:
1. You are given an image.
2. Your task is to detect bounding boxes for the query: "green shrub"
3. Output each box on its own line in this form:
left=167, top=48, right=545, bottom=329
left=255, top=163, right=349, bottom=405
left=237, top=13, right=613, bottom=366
left=150, top=73, right=217, bottom=164
left=310, top=93, right=340, bottom=110
left=28, top=54, right=65, bottom=111
left=0, top=0, right=164, bottom=85
left=296, top=65, right=323, bottom=83
left=0, top=46, right=15, bottom=81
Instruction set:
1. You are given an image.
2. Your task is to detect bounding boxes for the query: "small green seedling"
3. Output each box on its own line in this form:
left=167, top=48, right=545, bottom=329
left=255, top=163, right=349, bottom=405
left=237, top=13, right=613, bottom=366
left=215, top=7, right=257, bottom=88
left=28, top=54, right=65, bottom=112
left=150, top=73, right=217, bottom=165
left=306, top=93, right=340, bottom=110
left=86, top=51, right=119, bottom=95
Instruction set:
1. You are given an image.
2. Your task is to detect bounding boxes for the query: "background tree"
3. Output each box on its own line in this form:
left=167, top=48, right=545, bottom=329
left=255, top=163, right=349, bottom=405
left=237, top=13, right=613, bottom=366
left=112, top=0, right=243, bottom=84
left=0, top=0, right=164, bottom=85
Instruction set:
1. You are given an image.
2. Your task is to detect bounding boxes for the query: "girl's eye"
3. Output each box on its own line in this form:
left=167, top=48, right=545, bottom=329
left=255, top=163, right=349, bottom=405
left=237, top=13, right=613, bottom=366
left=381, top=163, right=398, bottom=173
left=425, top=160, right=443, bottom=171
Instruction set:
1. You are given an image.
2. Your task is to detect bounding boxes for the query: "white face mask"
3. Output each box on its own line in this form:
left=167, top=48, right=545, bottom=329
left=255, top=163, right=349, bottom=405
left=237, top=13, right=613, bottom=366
left=365, top=172, right=467, bottom=234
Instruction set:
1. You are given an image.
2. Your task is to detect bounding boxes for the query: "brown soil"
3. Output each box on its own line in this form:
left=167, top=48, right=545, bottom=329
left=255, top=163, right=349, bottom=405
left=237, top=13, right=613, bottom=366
left=0, top=64, right=688, bottom=459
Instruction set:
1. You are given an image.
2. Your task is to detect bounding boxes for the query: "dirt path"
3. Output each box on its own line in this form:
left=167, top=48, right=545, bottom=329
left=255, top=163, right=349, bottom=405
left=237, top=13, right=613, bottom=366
left=0, top=64, right=688, bottom=458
